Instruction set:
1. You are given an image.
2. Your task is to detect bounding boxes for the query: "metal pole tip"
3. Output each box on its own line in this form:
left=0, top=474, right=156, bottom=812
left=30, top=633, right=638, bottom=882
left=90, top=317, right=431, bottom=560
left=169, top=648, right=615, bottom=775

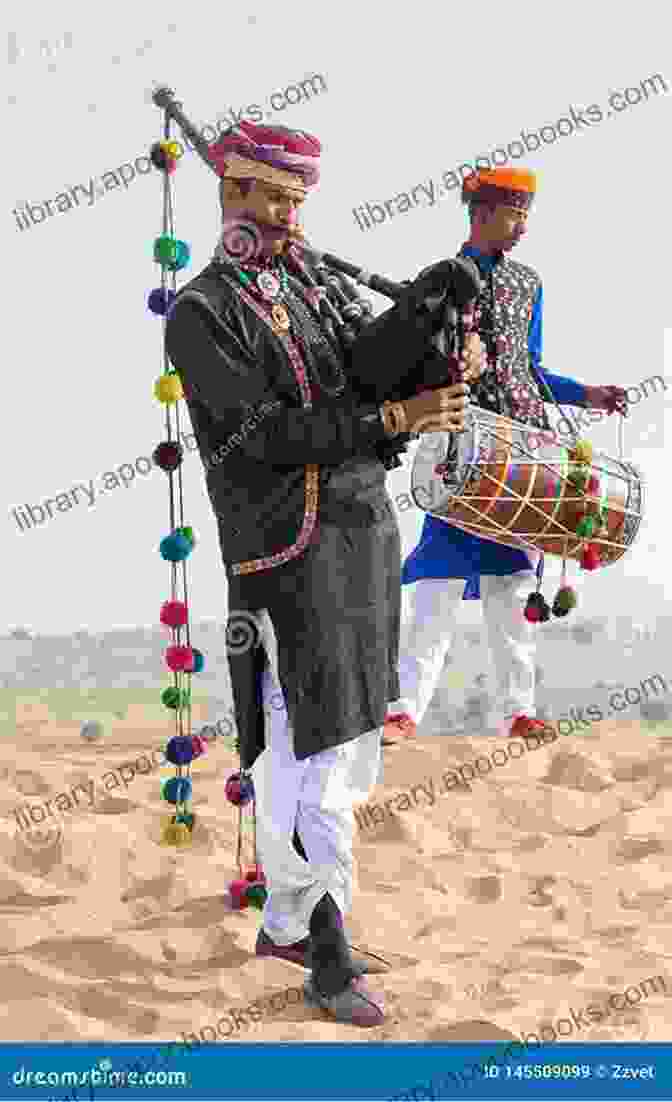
left=151, top=85, right=174, bottom=108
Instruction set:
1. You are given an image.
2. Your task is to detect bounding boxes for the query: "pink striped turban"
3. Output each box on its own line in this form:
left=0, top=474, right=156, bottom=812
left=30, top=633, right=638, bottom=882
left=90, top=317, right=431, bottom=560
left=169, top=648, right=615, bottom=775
left=207, top=120, right=321, bottom=195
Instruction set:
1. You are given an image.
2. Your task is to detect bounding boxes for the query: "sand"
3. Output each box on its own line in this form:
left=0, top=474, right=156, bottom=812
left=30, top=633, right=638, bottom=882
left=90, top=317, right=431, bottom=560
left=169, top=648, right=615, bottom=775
left=1, top=699, right=671, bottom=1051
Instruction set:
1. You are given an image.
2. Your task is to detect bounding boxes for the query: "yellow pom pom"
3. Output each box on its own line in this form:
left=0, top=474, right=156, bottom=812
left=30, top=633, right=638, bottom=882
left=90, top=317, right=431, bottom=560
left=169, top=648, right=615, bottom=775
left=163, top=141, right=183, bottom=160
left=568, top=439, right=593, bottom=465
left=154, top=375, right=184, bottom=404
left=161, top=822, right=192, bottom=846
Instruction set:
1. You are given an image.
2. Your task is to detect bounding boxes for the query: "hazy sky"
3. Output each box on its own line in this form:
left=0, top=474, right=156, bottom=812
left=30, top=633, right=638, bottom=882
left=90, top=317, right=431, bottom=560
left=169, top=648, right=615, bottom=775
left=3, top=2, right=670, bottom=635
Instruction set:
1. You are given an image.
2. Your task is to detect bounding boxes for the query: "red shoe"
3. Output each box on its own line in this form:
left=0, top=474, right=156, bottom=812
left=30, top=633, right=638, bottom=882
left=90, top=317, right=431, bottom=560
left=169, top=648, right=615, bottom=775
left=509, top=714, right=551, bottom=738
left=382, top=712, right=417, bottom=746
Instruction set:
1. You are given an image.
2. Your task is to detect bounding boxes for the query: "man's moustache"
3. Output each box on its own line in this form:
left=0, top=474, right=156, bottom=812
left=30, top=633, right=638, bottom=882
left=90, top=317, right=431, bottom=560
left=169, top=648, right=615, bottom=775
left=243, top=215, right=296, bottom=237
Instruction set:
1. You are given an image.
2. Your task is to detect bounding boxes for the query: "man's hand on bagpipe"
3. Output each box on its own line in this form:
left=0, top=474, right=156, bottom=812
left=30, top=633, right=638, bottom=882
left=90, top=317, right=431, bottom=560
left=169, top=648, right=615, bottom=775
left=402, top=258, right=483, bottom=397
left=459, top=331, right=487, bottom=384
left=391, top=382, right=472, bottom=436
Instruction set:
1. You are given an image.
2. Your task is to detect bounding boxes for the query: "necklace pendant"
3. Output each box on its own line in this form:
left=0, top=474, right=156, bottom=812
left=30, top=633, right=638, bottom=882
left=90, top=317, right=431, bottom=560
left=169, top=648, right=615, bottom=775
left=256, top=271, right=281, bottom=301
left=271, top=303, right=290, bottom=332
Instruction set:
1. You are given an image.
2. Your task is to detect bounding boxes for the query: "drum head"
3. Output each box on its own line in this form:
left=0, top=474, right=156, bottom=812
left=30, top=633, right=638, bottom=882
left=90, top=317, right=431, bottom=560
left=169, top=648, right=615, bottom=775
left=411, top=410, right=478, bottom=513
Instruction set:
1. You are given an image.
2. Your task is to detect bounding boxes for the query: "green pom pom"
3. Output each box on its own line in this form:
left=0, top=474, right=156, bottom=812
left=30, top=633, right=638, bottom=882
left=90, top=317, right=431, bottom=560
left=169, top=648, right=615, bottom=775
left=161, top=686, right=190, bottom=710
left=244, top=883, right=268, bottom=909
left=576, top=516, right=596, bottom=538
left=154, top=235, right=178, bottom=264
left=554, top=585, right=578, bottom=612
left=568, top=466, right=590, bottom=490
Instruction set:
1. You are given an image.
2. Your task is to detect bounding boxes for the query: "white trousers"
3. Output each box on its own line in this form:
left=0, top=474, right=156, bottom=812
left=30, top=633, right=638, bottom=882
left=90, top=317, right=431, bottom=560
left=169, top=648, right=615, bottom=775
left=399, top=571, right=538, bottom=729
left=251, top=664, right=383, bottom=946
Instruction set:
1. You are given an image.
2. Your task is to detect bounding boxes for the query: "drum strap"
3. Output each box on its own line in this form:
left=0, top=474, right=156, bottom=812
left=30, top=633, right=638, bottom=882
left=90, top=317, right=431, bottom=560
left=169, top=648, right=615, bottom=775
left=526, top=358, right=580, bottom=446
left=536, top=554, right=545, bottom=588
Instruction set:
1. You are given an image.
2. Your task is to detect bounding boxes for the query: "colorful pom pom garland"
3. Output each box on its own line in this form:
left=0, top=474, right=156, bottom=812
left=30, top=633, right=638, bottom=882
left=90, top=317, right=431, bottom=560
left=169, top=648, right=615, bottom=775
left=149, top=109, right=266, bottom=900
left=523, top=439, right=607, bottom=622
left=224, top=770, right=267, bottom=909
left=148, top=118, right=205, bottom=849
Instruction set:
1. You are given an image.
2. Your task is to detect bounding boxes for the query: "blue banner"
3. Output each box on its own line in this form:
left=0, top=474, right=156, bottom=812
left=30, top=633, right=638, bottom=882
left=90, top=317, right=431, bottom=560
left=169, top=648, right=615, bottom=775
left=0, top=1042, right=670, bottom=1100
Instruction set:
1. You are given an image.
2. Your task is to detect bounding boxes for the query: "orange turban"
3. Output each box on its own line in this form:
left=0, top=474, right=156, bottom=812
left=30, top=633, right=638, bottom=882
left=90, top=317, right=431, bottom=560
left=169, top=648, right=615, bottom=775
left=462, top=167, right=537, bottom=211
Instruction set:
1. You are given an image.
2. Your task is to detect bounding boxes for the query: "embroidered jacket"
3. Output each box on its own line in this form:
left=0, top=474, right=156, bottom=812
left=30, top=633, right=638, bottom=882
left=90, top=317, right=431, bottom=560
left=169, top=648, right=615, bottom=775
left=459, top=245, right=585, bottom=426
left=463, top=249, right=542, bottom=425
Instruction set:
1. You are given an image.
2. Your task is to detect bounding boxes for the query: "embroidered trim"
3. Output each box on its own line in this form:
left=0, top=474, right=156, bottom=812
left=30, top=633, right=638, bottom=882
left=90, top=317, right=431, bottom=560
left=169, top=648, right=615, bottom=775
left=213, top=271, right=320, bottom=576
left=217, top=272, right=313, bottom=407
left=233, top=464, right=320, bottom=575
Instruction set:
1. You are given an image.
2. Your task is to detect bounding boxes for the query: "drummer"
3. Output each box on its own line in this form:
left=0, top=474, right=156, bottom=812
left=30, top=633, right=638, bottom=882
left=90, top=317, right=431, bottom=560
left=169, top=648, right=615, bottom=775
left=390, top=167, right=628, bottom=742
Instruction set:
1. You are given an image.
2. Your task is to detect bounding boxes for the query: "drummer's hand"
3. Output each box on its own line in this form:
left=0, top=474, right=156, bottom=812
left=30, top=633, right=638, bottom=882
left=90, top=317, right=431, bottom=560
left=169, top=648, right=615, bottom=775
left=583, top=384, right=628, bottom=416
left=460, top=332, right=486, bottom=383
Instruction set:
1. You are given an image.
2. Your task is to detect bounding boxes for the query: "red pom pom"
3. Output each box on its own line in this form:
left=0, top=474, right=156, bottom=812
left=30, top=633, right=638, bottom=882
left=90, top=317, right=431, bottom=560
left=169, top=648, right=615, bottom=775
left=581, top=544, right=602, bottom=571
left=191, top=734, right=208, bottom=758
left=153, top=441, right=183, bottom=471
left=229, top=879, right=250, bottom=909
left=586, top=475, right=601, bottom=495
left=245, top=864, right=265, bottom=883
left=160, top=600, right=188, bottom=629
left=524, top=606, right=542, bottom=622
left=225, top=777, right=242, bottom=804
left=165, top=644, right=194, bottom=672
left=224, top=773, right=254, bottom=806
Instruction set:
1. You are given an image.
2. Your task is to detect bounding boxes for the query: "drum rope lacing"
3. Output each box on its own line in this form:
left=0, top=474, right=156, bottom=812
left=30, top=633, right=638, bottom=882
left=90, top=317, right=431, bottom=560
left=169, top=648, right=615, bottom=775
left=418, top=411, right=638, bottom=559
left=431, top=346, right=632, bottom=557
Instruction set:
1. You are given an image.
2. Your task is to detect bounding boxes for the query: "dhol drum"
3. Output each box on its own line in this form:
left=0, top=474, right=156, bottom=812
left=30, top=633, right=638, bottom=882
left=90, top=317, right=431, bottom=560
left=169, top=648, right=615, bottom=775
left=410, top=407, right=644, bottom=565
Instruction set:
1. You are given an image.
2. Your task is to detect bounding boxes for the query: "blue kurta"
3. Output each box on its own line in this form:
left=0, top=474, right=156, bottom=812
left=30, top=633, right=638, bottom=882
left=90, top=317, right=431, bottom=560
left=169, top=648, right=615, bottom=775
left=402, top=246, right=587, bottom=599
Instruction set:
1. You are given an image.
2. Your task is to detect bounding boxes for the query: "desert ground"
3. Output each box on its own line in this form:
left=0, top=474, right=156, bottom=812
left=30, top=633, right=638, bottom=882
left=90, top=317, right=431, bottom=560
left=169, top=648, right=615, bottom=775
left=1, top=687, right=671, bottom=1056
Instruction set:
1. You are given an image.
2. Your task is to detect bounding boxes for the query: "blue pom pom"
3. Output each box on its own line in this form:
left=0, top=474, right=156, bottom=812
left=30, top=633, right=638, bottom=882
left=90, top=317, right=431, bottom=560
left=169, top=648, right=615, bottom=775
left=159, top=532, right=192, bottom=562
left=148, top=287, right=177, bottom=316
left=163, top=776, right=192, bottom=804
left=173, top=241, right=190, bottom=271
left=165, top=734, right=196, bottom=765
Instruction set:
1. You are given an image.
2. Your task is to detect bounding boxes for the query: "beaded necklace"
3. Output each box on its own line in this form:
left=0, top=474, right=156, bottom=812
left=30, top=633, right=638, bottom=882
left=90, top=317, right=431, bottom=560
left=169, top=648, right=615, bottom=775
left=230, top=258, right=293, bottom=334
left=214, top=250, right=347, bottom=396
